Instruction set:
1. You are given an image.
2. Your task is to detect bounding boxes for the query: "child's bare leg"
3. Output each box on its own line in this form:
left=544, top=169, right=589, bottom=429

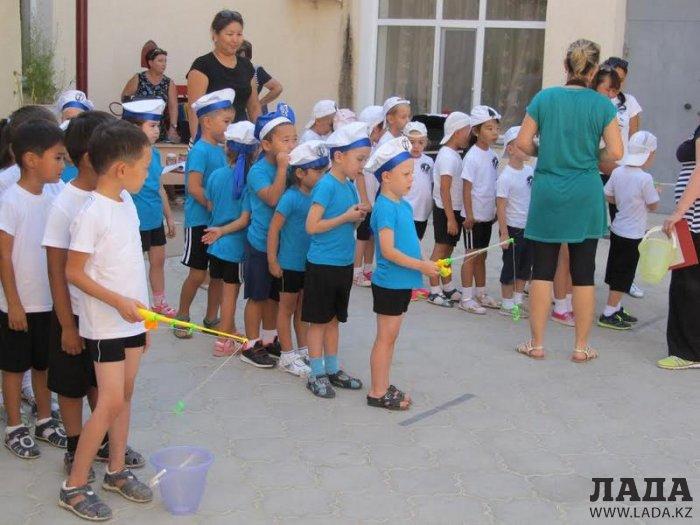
left=474, top=254, right=487, bottom=288
left=277, top=292, right=298, bottom=352
left=293, top=292, right=307, bottom=348
left=515, top=279, right=527, bottom=294
left=58, top=396, right=83, bottom=439
left=261, top=299, right=278, bottom=334
left=606, top=289, right=623, bottom=310
left=323, top=318, right=339, bottom=358
left=177, top=268, right=206, bottom=319
left=31, top=369, right=51, bottom=420
left=354, top=240, right=366, bottom=269
left=2, top=372, right=24, bottom=427
left=369, top=314, right=403, bottom=394
left=429, top=243, right=452, bottom=288
left=147, top=245, right=166, bottom=296
left=364, top=239, right=375, bottom=266
left=218, top=283, right=240, bottom=335
left=501, top=282, right=514, bottom=300
left=461, top=252, right=476, bottom=298
left=205, top=277, right=222, bottom=321
left=244, top=299, right=264, bottom=340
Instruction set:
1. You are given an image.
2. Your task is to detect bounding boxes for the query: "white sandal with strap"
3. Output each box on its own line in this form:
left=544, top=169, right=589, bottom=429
left=571, top=346, right=598, bottom=363
left=516, top=340, right=545, bottom=359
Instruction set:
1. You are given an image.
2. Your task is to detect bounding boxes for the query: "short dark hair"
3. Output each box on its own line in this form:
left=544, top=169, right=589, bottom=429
left=12, top=119, right=63, bottom=168
left=65, top=111, right=115, bottom=165
left=0, top=105, right=57, bottom=168
left=87, top=120, right=150, bottom=175
left=603, top=56, right=629, bottom=74
left=211, top=10, right=244, bottom=33
left=237, top=40, right=252, bottom=59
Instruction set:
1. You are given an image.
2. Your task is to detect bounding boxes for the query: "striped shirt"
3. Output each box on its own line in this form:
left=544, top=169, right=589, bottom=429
left=675, top=162, right=700, bottom=233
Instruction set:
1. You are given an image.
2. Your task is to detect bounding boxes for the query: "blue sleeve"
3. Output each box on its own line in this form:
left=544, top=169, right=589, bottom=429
left=374, top=202, right=396, bottom=232
left=248, top=166, right=271, bottom=196
left=186, top=146, right=207, bottom=174
left=204, top=169, right=219, bottom=201
left=275, top=190, right=295, bottom=218
left=241, top=189, right=251, bottom=212
left=311, top=178, right=333, bottom=208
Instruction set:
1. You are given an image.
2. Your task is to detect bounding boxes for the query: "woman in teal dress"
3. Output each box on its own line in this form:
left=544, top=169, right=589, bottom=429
left=515, top=39, right=623, bottom=362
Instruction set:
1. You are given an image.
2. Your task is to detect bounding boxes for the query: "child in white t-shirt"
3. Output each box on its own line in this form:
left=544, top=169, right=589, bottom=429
left=403, top=122, right=434, bottom=240
left=300, top=99, right=336, bottom=143
left=496, top=126, right=534, bottom=318
left=599, top=131, right=660, bottom=331
left=0, top=120, right=66, bottom=460
left=459, top=106, right=501, bottom=315
left=378, top=97, right=411, bottom=146
left=62, top=121, right=153, bottom=519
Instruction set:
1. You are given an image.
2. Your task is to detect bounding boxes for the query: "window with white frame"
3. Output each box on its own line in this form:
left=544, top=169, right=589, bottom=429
left=373, top=0, right=546, bottom=129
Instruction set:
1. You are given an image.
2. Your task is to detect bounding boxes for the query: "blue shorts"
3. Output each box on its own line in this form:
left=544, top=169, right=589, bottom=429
left=243, top=242, right=280, bottom=301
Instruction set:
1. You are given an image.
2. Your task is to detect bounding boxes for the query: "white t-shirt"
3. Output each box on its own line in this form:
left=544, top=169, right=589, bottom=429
left=404, top=153, right=434, bottom=221
left=0, top=164, right=64, bottom=198
left=460, top=145, right=499, bottom=222
left=42, top=182, right=92, bottom=314
left=300, top=128, right=329, bottom=144
left=0, top=183, right=59, bottom=313
left=69, top=192, right=149, bottom=339
left=612, top=93, right=642, bottom=152
left=377, top=130, right=400, bottom=147
left=496, top=164, right=534, bottom=229
left=432, top=146, right=463, bottom=212
left=604, top=165, right=659, bottom=239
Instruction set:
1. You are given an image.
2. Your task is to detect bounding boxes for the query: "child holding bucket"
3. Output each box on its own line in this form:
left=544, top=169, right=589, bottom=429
left=599, top=131, right=660, bottom=330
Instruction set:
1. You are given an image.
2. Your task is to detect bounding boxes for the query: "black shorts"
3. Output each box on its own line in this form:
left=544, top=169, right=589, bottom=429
left=280, top=269, right=305, bottom=294
left=84, top=333, right=147, bottom=363
left=500, top=226, right=533, bottom=284
left=301, top=262, right=353, bottom=324
left=140, top=224, right=166, bottom=252
left=372, top=284, right=411, bottom=316
left=209, top=255, right=241, bottom=285
left=604, top=232, right=641, bottom=293
left=414, top=220, right=428, bottom=240
left=0, top=310, right=51, bottom=373
left=530, top=239, right=598, bottom=286
left=47, top=312, right=97, bottom=398
left=464, top=221, right=494, bottom=251
left=243, top=242, right=280, bottom=301
left=433, top=205, right=463, bottom=246
left=181, top=225, right=209, bottom=271
left=356, top=212, right=373, bottom=241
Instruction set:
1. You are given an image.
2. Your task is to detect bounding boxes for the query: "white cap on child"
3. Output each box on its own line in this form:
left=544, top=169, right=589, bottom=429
left=122, top=99, right=166, bottom=121
left=305, top=99, right=337, bottom=129
left=470, top=105, right=502, bottom=127
left=333, top=108, right=357, bottom=130
left=382, top=96, right=410, bottom=119
left=364, top=136, right=412, bottom=183
left=501, top=126, right=521, bottom=157
left=289, top=140, right=330, bottom=169
left=224, top=121, right=257, bottom=145
left=440, top=111, right=471, bottom=145
left=325, top=121, right=371, bottom=154
left=619, top=130, right=658, bottom=167
left=191, top=88, right=235, bottom=117
left=56, top=90, right=94, bottom=114
left=358, top=105, right=384, bottom=135
left=403, top=121, right=428, bottom=137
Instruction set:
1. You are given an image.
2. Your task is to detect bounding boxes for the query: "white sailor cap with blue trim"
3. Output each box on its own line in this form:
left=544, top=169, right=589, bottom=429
left=56, top=90, right=94, bottom=114
left=224, top=121, right=257, bottom=145
left=325, top=121, right=371, bottom=154
left=122, top=99, right=166, bottom=121
left=289, top=140, right=330, bottom=169
left=255, top=102, right=296, bottom=141
left=358, top=105, right=384, bottom=135
left=382, top=96, right=411, bottom=118
left=191, top=88, right=236, bottom=118
left=365, top=136, right=412, bottom=183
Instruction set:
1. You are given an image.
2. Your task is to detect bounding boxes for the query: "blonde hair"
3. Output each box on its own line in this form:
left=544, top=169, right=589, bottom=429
left=565, top=39, right=601, bottom=84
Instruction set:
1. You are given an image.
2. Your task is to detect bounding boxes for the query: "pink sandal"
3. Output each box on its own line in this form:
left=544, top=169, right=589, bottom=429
left=152, top=302, right=176, bottom=316
left=213, top=339, right=240, bottom=357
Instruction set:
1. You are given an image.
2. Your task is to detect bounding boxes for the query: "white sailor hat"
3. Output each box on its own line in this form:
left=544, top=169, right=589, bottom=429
left=255, top=102, right=296, bottom=141
left=325, top=121, right=371, bottom=154
left=305, top=99, right=337, bottom=129
left=402, top=121, right=428, bottom=137
left=358, top=105, right=384, bottom=135
left=619, top=130, right=658, bottom=167
left=333, top=108, right=357, bottom=130
left=382, top=96, right=410, bottom=118
left=470, top=105, right=502, bottom=127
left=191, top=88, right=235, bottom=118
left=440, top=111, right=471, bottom=145
left=501, top=126, right=521, bottom=157
left=56, top=90, right=94, bottom=114
left=224, top=121, right=257, bottom=145
left=365, top=136, right=413, bottom=182
left=289, top=140, right=330, bottom=169
left=122, top=98, right=166, bottom=121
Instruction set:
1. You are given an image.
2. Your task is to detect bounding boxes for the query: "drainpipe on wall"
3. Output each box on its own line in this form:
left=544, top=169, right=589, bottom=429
left=76, top=0, right=87, bottom=94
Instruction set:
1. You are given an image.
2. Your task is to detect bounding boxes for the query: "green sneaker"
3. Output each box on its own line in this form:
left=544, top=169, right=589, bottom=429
left=615, top=307, right=638, bottom=323
left=657, top=356, right=700, bottom=370
left=598, top=313, right=632, bottom=330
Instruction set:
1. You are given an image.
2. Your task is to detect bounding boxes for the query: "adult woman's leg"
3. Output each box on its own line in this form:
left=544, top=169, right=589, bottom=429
left=522, top=241, right=560, bottom=358
left=569, top=239, right=599, bottom=360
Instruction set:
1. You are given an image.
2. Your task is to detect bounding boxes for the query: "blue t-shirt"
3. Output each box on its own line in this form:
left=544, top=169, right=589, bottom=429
left=246, top=156, right=278, bottom=252
left=307, top=172, right=359, bottom=266
left=61, top=165, right=78, bottom=183
left=205, top=165, right=251, bottom=263
left=132, top=146, right=163, bottom=231
left=275, top=186, right=312, bottom=272
left=185, top=139, right=226, bottom=228
left=371, top=194, right=422, bottom=290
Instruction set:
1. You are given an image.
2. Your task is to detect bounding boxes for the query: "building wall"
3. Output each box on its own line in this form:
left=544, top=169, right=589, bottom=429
left=542, top=0, right=627, bottom=87
left=0, top=2, right=23, bottom=116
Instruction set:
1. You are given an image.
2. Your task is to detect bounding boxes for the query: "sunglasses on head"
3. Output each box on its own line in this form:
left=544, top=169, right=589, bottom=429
left=147, top=48, right=166, bottom=61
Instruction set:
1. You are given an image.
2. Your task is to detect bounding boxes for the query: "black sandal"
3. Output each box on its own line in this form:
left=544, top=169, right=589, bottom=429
left=328, top=370, right=363, bottom=390
left=58, top=483, right=112, bottom=521
left=367, top=389, right=410, bottom=411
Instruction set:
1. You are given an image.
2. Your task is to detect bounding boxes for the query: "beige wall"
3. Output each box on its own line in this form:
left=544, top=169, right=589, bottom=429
left=0, top=2, right=23, bottom=116
left=542, top=0, right=627, bottom=87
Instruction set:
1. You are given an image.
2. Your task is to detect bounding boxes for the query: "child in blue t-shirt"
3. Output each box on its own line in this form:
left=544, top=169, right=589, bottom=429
left=241, top=103, right=298, bottom=369
left=366, top=137, right=439, bottom=410
left=302, top=122, right=372, bottom=398
left=201, top=121, right=257, bottom=357
left=174, top=89, right=235, bottom=338
left=267, top=140, right=328, bottom=377
left=121, top=99, right=176, bottom=316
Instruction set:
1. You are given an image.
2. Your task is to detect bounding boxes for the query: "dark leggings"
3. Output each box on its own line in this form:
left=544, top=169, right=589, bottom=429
left=530, top=239, right=599, bottom=286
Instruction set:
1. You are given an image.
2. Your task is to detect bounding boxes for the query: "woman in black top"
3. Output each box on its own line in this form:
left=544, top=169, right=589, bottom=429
left=660, top=124, right=700, bottom=369
left=187, top=10, right=262, bottom=138
left=122, top=45, right=180, bottom=142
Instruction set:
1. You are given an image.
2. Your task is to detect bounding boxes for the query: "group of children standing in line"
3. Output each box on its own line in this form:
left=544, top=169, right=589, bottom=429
left=0, top=51, right=660, bottom=519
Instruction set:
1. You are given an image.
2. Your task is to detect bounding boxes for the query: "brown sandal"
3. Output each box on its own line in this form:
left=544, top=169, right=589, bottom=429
left=516, top=340, right=545, bottom=359
left=571, top=346, right=598, bottom=363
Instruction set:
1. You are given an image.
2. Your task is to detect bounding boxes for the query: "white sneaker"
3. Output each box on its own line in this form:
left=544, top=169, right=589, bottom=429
left=628, top=282, right=644, bottom=299
left=279, top=351, right=311, bottom=377
left=353, top=274, right=371, bottom=287
left=21, top=383, right=35, bottom=406
left=296, top=346, right=309, bottom=363
left=442, top=288, right=462, bottom=303
left=459, top=299, right=486, bottom=315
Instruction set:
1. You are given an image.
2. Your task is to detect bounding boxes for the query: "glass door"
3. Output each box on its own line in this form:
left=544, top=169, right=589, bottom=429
left=438, top=28, right=477, bottom=114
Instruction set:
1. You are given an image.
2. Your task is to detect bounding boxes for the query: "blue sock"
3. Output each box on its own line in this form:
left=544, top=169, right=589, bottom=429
left=324, top=355, right=339, bottom=375
left=310, top=358, right=325, bottom=377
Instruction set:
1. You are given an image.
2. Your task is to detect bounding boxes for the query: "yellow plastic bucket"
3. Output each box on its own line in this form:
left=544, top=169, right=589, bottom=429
left=637, top=226, right=676, bottom=284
